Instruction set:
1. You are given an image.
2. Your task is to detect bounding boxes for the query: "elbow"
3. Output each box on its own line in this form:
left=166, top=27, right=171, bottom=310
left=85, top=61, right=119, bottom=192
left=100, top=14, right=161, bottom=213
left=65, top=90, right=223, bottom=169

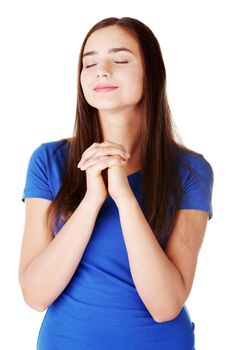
left=28, top=303, right=46, bottom=313
left=24, top=295, right=47, bottom=312
left=151, top=304, right=183, bottom=323
left=18, top=273, right=48, bottom=312
left=27, top=301, right=47, bottom=313
left=21, top=288, right=47, bottom=312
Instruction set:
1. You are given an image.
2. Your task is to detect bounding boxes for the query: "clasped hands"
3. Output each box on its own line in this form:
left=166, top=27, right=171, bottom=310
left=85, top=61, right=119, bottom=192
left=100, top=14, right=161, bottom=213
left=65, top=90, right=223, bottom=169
left=77, top=140, right=134, bottom=203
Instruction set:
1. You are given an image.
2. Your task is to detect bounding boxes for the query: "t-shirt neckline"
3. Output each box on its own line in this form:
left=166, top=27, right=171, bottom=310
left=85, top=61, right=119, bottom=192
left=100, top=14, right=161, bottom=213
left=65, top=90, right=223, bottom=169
left=127, top=169, right=141, bottom=178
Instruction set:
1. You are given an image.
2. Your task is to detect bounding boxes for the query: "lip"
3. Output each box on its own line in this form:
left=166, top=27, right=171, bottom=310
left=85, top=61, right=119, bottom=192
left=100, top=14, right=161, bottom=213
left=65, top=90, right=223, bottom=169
left=94, top=84, right=118, bottom=92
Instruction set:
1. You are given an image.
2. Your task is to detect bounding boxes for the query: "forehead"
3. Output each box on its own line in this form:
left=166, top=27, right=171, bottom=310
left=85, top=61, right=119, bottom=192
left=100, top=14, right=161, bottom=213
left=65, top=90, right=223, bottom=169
left=83, top=25, right=140, bottom=55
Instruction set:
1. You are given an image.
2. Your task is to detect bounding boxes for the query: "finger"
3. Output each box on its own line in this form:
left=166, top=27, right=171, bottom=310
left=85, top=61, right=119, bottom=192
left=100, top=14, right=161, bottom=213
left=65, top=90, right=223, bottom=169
left=103, top=140, right=129, bottom=154
left=91, top=140, right=129, bottom=157
left=81, top=141, right=129, bottom=160
left=78, top=143, right=100, bottom=167
left=81, top=142, right=99, bottom=158
left=83, top=141, right=128, bottom=156
left=104, top=141, right=131, bottom=160
left=78, top=146, right=130, bottom=168
left=80, top=155, right=109, bottom=170
left=84, top=157, right=127, bottom=176
left=80, top=155, right=127, bottom=171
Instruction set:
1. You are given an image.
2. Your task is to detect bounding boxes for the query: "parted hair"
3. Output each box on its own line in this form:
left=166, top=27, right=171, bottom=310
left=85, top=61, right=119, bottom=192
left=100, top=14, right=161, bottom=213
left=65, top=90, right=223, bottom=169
left=45, top=17, right=197, bottom=248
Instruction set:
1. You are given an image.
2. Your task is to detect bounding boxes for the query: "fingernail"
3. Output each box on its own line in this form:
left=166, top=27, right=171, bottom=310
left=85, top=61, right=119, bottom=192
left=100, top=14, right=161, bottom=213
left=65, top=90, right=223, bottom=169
left=125, top=152, right=131, bottom=158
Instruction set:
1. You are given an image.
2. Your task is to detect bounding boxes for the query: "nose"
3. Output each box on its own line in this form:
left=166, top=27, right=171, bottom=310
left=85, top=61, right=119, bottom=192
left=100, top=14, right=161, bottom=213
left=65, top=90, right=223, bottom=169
left=96, top=62, right=112, bottom=78
left=97, top=72, right=108, bottom=78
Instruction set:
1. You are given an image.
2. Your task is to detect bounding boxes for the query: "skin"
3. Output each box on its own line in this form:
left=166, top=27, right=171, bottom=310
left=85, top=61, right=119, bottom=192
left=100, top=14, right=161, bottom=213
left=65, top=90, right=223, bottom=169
left=78, top=25, right=210, bottom=323
left=18, top=25, right=210, bottom=323
left=80, top=25, right=144, bottom=177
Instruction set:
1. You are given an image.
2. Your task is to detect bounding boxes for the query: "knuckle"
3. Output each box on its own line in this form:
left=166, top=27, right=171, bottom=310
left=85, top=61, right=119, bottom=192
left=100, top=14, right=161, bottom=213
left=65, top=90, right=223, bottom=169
left=112, top=155, right=120, bottom=160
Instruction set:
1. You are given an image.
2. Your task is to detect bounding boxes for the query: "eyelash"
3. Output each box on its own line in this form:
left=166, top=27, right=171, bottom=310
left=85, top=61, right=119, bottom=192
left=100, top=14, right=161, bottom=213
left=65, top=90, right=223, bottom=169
left=84, top=61, right=128, bottom=69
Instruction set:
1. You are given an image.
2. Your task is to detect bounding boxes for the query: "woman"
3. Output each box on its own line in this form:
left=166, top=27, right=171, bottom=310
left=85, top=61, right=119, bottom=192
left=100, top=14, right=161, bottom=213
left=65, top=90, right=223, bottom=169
left=19, top=17, right=213, bottom=349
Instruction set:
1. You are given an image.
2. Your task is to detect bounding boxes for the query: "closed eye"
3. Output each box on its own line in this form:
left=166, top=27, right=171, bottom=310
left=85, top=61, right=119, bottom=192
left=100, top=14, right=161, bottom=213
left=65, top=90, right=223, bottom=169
left=84, top=61, right=128, bottom=69
left=85, top=64, right=96, bottom=68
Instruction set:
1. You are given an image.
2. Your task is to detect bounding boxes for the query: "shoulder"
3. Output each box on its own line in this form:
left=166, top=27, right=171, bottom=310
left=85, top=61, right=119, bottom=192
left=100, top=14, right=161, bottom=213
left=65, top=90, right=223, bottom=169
left=35, top=138, right=70, bottom=156
left=30, top=138, right=70, bottom=164
left=175, top=146, right=214, bottom=184
left=169, top=146, right=214, bottom=221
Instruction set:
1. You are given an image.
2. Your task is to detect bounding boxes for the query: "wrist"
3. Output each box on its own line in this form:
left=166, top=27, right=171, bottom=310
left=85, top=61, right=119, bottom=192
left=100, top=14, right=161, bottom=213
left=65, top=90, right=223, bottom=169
left=113, top=191, right=136, bottom=208
left=83, top=192, right=106, bottom=210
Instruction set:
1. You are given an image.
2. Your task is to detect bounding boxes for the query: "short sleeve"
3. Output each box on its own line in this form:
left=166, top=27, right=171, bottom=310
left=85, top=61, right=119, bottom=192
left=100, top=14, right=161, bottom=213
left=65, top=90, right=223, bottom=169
left=21, top=143, right=54, bottom=202
left=178, top=155, right=214, bottom=220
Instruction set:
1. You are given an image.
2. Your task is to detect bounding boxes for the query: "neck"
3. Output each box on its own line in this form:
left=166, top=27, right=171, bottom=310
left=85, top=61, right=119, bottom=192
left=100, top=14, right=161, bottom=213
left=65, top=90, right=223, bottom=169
left=98, top=107, right=143, bottom=173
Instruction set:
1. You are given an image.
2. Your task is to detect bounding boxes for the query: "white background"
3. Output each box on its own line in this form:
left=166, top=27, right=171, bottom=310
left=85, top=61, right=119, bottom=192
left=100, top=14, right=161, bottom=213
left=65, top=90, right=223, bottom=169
left=0, top=0, right=232, bottom=349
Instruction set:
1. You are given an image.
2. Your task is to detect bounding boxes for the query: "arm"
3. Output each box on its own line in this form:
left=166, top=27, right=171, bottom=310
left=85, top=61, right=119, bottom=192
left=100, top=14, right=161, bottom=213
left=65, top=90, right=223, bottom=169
left=18, top=194, right=102, bottom=312
left=116, top=194, right=208, bottom=323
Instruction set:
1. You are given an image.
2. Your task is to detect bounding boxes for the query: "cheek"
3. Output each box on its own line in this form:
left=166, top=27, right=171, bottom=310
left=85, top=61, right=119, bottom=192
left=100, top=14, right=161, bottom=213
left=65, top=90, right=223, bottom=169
left=80, top=72, right=87, bottom=90
left=124, top=69, right=144, bottom=97
left=80, top=72, right=99, bottom=108
left=80, top=72, right=92, bottom=97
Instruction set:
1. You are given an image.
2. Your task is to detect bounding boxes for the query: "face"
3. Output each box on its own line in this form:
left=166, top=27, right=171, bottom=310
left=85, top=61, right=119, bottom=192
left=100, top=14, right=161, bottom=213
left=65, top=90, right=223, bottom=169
left=80, top=25, right=144, bottom=112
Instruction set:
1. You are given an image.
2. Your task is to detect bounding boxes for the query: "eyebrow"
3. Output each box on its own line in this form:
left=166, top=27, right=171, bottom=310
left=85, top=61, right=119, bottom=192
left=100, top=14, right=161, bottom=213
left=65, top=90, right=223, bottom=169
left=82, top=47, right=134, bottom=58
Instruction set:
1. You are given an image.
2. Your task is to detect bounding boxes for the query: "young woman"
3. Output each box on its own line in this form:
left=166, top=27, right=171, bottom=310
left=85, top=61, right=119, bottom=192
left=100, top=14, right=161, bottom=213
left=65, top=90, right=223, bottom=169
left=19, top=17, right=214, bottom=350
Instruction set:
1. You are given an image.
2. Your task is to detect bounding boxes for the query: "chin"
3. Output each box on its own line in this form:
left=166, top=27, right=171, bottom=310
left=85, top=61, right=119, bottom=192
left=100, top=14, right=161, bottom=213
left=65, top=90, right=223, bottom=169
left=89, top=101, right=124, bottom=111
left=90, top=100, right=140, bottom=110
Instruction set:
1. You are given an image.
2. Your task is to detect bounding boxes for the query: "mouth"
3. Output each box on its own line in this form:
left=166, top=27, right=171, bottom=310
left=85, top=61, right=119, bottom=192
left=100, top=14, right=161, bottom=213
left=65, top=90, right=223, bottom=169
left=93, top=84, right=119, bottom=92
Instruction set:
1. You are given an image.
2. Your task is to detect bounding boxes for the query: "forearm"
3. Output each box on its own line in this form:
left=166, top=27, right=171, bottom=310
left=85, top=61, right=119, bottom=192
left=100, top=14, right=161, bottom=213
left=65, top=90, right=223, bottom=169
left=21, top=194, right=102, bottom=311
left=116, top=195, right=186, bottom=322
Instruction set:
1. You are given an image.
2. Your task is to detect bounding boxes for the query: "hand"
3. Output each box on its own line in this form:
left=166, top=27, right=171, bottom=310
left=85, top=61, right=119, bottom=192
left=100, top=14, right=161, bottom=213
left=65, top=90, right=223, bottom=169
left=77, top=141, right=133, bottom=203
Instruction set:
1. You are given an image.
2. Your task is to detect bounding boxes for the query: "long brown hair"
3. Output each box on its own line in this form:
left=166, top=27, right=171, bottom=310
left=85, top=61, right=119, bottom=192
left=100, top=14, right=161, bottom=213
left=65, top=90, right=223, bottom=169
left=45, top=17, right=198, bottom=248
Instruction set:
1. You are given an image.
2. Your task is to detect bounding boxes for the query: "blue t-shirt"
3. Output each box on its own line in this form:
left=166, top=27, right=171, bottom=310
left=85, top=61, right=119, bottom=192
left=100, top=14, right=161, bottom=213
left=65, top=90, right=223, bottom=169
left=21, top=140, right=213, bottom=350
